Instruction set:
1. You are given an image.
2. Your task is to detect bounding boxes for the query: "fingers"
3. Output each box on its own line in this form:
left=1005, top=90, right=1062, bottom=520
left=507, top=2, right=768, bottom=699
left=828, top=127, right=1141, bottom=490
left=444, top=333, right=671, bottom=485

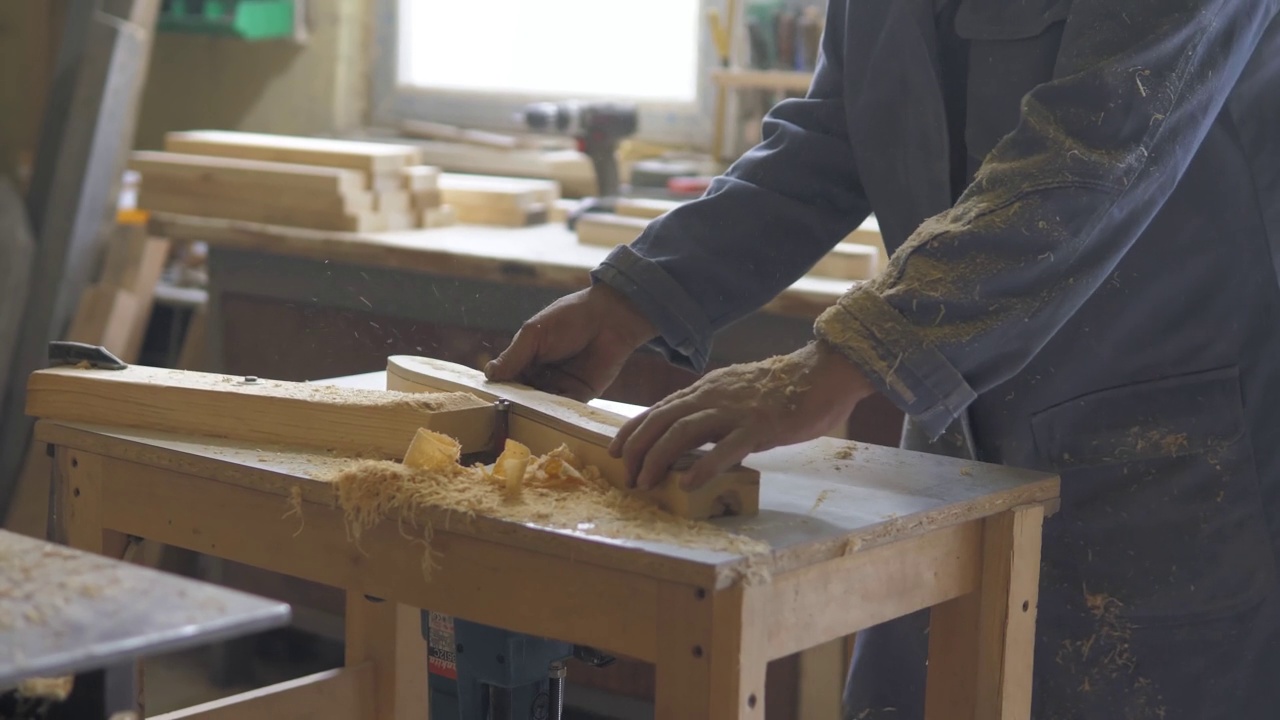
left=485, top=324, right=541, bottom=381
left=612, top=399, right=692, bottom=481
left=682, top=428, right=756, bottom=490
left=634, top=410, right=731, bottom=490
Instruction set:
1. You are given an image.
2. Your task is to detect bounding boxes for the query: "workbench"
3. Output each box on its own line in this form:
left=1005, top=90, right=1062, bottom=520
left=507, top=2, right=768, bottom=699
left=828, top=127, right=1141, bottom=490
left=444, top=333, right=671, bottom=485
left=34, top=367, right=1059, bottom=720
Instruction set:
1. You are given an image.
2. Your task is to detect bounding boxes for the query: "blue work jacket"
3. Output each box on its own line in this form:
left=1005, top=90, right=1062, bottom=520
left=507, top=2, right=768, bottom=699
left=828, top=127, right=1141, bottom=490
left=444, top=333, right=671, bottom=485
left=592, top=0, right=1280, bottom=717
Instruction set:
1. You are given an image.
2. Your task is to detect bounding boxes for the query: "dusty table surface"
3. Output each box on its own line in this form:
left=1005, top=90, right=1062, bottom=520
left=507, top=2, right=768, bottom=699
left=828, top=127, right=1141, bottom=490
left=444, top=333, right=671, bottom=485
left=0, top=529, right=290, bottom=689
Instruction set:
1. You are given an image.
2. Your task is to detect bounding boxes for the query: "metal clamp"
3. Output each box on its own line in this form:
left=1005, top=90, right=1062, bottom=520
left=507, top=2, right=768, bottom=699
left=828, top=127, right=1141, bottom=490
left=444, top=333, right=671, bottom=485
left=47, top=341, right=127, bottom=370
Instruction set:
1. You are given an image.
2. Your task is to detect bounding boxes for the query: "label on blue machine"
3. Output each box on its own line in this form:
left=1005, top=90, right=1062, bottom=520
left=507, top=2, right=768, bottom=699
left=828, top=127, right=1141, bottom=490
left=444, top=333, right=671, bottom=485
left=426, top=612, right=458, bottom=680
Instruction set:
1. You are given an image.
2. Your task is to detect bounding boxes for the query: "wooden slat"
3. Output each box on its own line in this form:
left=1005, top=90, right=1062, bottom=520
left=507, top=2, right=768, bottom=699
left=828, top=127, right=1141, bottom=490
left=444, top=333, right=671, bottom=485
left=575, top=213, right=650, bottom=248
left=412, top=140, right=596, bottom=198
left=400, top=165, right=440, bottom=192
left=373, top=191, right=411, bottom=215
left=452, top=202, right=548, bottom=228
left=130, top=151, right=366, bottom=194
left=614, top=197, right=682, bottom=220
left=137, top=188, right=377, bottom=233
left=386, top=356, right=759, bottom=520
left=25, top=365, right=495, bottom=458
left=132, top=173, right=374, bottom=214
left=164, top=130, right=421, bottom=174
left=150, top=665, right=373, bottom=720
left=420, top=205, right=456, bottom=229
left=439, top=173, right=559, bottom=209
left=809, top=243, right=878, bottom=281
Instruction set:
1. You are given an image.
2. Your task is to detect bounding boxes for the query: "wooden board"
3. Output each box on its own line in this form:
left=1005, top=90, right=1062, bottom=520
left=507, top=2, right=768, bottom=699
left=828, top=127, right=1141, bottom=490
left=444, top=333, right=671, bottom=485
left=420, top=205, right=456, bottom=229
left=386, top=356, right=759, bottom=520
left=438, top=173, right=559, bottom=210
left=809, top=243, right=878, bottom=281
left=452, top=202, right=548, bottom=228
left=133, top=173, right=374, bottom=215
left=410, top=140, right=597, bottom=198
left=164, top=130, right=422, bottom=174
left=614, top=197, right=683, bottom=220
left=576, top=213, right=650, bottom=248
left=25, top=365, right=496, bottom=459
left=374, top=191, right=411, bottom=215
left=138, top=189, right=377, bottom=233
left=400, top=165, right=440, bottom=192
left=130, top=151, right=366, bottom=195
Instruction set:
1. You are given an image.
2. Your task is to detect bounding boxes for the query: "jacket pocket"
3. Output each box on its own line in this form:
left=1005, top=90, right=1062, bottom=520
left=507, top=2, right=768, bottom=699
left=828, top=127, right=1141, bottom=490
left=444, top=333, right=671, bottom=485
left=1030, top=367, right=1276, bottom=625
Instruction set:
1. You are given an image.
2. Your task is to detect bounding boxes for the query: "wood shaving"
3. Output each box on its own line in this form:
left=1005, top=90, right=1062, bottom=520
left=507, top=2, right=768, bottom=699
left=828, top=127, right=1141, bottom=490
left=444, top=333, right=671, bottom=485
left=283, top=485, right=305, bottom=536
left=17, top=676, right=73, bottom=701
left=324, top=432, right=770, bottom=580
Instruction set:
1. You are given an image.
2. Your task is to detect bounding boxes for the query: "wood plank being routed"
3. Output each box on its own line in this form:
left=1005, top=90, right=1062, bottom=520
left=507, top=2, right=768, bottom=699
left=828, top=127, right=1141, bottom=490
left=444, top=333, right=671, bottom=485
left=25, top=365, right=495, bottom=458
left=164, top=130, right=422, bottom=173
left=386, top=356, right=760, bottom=519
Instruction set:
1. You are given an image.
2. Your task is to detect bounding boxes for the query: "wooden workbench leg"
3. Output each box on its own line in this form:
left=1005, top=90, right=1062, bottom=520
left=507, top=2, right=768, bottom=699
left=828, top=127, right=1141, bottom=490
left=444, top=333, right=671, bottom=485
left=345, top=592, right=429, bottom=720
left=655, top=582, right=768, bottom=720
left=924, top=504, right=1046, bottom=720
left=50, top=447, right=143, bottom=716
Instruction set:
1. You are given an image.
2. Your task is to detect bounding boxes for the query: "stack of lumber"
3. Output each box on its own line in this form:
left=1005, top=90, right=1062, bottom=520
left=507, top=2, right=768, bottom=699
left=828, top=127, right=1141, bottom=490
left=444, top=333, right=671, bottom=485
left=131, top=130, right=458, bottom=232
left=438, top=173, right=560, bottom=227
left=576, top=200, right=885, bottom=282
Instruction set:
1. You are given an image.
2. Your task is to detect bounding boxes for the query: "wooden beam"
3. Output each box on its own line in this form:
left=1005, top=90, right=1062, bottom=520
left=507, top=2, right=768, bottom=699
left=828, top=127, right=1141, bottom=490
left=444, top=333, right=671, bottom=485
left=164, top=130, right=422, bottom=174
left=150, top=665, right=374, bottom=720
left=575, top=213, right=650, bottom=248
left=130, top=151, right=367, bottom=195
left=386, top=356, right=759, bottom=520
left=808, top=243, right=878, bottom=281
left=438, top=173, right=559, bottom=208
left=137, top=189, right=378, bottom=233
left=25, top=365, right=495, bottom=458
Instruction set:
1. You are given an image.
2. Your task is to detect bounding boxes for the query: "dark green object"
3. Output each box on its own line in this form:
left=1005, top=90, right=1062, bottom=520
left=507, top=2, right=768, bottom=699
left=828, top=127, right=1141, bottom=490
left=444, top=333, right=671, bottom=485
left=158, top=0, right=295, bottom=40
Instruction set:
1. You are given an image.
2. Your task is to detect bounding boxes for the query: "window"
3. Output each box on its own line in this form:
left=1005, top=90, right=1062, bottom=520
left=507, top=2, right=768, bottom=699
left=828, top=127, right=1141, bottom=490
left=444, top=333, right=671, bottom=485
left=373, top=0, right=714, bottom=147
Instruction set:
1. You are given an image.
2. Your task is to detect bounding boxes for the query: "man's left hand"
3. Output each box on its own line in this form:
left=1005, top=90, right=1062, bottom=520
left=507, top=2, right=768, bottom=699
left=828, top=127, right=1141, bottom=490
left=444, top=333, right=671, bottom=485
left=609, top=340, right=876, bottom=491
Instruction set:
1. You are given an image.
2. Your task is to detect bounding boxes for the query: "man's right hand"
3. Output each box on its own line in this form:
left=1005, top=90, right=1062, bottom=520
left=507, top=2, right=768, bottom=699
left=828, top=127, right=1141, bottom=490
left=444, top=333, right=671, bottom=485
left=484, top=283, right=657, bottom=401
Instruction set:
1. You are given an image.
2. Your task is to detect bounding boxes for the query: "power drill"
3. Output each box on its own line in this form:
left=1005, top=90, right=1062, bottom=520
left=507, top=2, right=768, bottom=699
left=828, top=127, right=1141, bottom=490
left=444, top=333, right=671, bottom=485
left=519, top=101, right=638, bottom=213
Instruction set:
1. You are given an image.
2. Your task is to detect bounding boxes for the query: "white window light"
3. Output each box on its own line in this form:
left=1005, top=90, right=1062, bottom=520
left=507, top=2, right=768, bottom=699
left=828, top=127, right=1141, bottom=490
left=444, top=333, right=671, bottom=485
left=399, top=0, right=701, bottom=103
left=377, top=0, right=713, bottom=147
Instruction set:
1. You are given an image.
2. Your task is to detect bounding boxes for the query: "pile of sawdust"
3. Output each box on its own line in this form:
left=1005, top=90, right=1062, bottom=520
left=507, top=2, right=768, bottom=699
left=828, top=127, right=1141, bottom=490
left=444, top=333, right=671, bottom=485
left=326, top=439, right=770, bottom=580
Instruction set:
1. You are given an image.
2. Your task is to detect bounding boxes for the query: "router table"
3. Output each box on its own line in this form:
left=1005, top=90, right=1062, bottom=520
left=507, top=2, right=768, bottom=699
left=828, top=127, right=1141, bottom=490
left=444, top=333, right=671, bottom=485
left=28, top=360, right=1059, bottom=720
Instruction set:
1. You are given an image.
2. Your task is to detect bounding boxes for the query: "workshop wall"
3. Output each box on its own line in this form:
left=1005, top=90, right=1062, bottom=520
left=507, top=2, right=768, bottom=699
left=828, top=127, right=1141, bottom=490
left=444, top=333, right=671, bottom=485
left=133, top=0, right=371, bottom=149
left=0, top=2, right=63, bottom=184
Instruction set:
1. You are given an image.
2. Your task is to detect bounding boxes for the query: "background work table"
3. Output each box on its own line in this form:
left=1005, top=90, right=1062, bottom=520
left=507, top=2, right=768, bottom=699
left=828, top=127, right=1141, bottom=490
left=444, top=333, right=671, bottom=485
left=152, top=212, right=906, bottom=446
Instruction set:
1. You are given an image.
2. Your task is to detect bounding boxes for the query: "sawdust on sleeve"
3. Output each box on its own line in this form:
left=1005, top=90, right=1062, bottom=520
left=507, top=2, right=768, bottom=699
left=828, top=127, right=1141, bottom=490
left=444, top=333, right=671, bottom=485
left=325, top=431, right=770, bottom=580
